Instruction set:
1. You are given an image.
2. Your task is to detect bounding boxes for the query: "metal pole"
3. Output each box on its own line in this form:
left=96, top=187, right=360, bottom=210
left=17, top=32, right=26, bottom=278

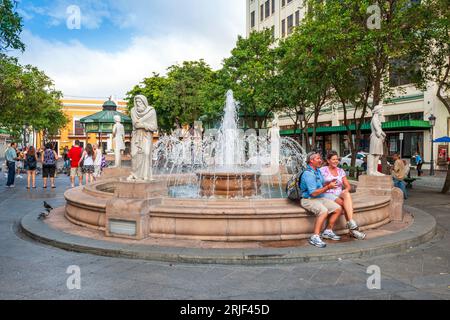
left=430, top=127, right=435, bottom=176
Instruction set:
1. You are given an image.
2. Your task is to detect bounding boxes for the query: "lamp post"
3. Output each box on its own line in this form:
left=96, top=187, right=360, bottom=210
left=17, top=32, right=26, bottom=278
left=428, top=114, right=436, bottom=176
left=297, top=109, right=305, bottom=147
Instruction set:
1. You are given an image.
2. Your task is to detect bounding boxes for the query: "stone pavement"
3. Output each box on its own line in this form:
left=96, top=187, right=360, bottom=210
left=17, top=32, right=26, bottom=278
left=0, top=172, right=449, bottom=300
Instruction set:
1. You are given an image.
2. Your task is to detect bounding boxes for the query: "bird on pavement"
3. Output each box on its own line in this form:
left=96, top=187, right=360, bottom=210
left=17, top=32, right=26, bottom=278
left=43, top=201, right=53, bottom=212
left=38, top=212, right=49, bottom=219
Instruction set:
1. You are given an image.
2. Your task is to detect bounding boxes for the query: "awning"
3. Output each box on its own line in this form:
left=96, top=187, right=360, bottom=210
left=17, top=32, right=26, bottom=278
left=433, top=136, right=450, bottom=143
left=280, top=120, right=431, bottom=136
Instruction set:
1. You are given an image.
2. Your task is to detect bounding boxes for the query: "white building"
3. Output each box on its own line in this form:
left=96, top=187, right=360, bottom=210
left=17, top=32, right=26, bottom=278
left=246, top=0, right=450, bottom=170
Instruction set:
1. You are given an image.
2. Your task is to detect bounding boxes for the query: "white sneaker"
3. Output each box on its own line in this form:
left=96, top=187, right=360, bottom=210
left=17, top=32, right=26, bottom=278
left=321, top=229, right=341, bottom=241
left=309, top=235, right=327, bottom=248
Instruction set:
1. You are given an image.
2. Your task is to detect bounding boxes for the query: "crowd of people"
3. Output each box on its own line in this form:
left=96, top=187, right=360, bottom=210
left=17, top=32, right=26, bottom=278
left=3, top=140, right=106, bottom=189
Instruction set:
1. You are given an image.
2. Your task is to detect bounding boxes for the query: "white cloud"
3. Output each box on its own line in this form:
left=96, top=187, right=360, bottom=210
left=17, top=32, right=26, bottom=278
left=16, top=0, right=246, bottom=98
left=17, top=29, right=242, bottom=98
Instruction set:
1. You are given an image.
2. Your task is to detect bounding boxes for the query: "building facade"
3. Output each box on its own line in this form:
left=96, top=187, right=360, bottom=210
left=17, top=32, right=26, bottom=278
left=246, top=0, right=450, bottom=170
left=36, top=97, right=130, bottom=156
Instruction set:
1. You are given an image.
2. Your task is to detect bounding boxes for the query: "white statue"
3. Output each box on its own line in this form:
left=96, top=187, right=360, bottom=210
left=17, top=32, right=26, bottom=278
left=269, top=119, right=280, bottom=172
left=127, top=95, right=158, bottom=181
left=367, top=104, right=386, bottom=176
left=112, top=115, right=125, bottom=168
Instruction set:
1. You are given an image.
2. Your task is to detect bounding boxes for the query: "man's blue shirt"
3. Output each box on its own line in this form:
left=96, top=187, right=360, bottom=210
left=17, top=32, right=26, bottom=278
left=5, top=147, right=17, bottom=162
left=300, top=165, right=325, bottom=199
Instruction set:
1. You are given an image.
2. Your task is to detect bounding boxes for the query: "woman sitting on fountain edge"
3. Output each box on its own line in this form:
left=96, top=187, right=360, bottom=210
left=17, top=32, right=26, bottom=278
left=319, top=151, right=366, bottom=240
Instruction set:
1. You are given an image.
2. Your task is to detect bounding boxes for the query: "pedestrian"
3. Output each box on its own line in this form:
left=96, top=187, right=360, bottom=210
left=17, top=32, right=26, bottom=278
left=320, top=151, right=366, bottom=239
left=79, top=143, right=96, bottom=185
left=15, top=147, right=24, bottom=179
left=93, top=144, right=102, bottom=180
left=68, top=140, right=83, bottom=188
left=24, top=146, right=37, bottom=189
left=299, top=152, right=343, bottom=248
left=41, top=142, right=59, bottom=188
left=5, top=142, right=19, bottom=188
left=414, top=152, right=423, bottom=176
left=391, top=153, right=407, bottom=199
left=63, top=146, right=70, bottom=175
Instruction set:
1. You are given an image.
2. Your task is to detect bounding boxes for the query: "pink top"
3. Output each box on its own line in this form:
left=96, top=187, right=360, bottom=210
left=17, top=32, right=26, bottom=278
left=319, top=166, right=346, bottom=196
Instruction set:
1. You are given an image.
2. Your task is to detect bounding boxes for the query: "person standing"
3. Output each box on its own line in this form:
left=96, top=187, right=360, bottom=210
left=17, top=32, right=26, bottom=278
left=63, top=146, right=70, bottom=175
left=24, top=146, right=37, bottom=189
left=391, top=153, right=407, bottom=199
left=5, top=142, right=19, bottom=188
left=41, top=143, right=59, bottom=188
left=414, top=152, right=423, bottom=176
left=299, top=152, right=344, bottom=248
left=68, top=140, right=83, bottom=188
left=80, top=143, right=96, bottom=185
left=93, top=144, right=103, bottom=180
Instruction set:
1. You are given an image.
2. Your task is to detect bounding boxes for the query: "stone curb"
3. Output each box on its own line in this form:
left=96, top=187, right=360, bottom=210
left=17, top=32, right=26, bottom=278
left=20, top=205, right=436, bottom=265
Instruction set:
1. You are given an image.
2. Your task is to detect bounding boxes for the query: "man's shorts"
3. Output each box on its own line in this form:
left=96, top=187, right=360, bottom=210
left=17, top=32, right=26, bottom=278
left=70, top=167, right=83, bottom=177
left=301, top=197, right=341, bottom=216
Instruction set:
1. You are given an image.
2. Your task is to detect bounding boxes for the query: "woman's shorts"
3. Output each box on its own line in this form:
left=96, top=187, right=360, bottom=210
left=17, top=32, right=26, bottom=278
left=322, top=193, right=340, bottom=201
left=83, top=165, right=95, bottom=174
left=42, top=165, right=56, bottom=178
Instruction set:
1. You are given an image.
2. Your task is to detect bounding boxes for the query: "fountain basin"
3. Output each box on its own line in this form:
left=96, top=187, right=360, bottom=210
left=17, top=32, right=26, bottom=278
left=64, top=176, right=392, bottom=241
left=197, top=171, right=261, bottom=198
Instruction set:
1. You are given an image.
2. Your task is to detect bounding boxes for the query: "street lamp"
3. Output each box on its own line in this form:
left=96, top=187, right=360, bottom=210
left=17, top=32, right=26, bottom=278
left=297, top=109, right=305, bottom=146
left=428, top=114, right=436, bottom=176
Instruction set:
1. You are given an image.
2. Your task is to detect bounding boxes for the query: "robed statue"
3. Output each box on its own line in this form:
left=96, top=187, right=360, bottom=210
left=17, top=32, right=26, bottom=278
left=127, top=95, right=158, bottom=181
left=367, top=104, right=386, bottom=176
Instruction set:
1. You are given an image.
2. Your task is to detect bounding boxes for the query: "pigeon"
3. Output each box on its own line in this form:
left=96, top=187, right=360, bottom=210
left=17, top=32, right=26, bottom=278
left=38, top=212, right=49, bottom=220
left=43, top=201, right=53, bottom=211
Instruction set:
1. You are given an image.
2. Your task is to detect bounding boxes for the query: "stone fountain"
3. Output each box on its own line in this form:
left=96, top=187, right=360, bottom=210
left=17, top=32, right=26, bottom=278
left=64, top=90, right=402, bottom=242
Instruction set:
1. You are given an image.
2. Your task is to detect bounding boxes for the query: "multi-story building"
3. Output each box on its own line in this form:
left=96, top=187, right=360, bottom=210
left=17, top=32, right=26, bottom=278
left=246, top=0, right=450, bottom=170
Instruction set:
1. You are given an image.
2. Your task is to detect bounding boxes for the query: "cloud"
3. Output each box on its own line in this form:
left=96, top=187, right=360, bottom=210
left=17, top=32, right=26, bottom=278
left=17, top=29, right=242, bottom=98
left=15, top=0, right=246, bottom=98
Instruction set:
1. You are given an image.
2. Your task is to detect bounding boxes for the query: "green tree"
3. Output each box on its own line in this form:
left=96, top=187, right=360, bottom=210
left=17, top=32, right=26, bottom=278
left=0, top=0, right=24, bottom=52
left=0, top=55, right=67, bottom=144
left=125, top=72, right=171, bottom=131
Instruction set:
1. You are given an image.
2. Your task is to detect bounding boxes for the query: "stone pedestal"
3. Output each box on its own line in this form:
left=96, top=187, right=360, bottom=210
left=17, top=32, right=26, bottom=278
left=100, top=167, right=131, bottom=180
left=357, top=175, right=404, bottom=221
left=105, top=180, right=166, bottom=240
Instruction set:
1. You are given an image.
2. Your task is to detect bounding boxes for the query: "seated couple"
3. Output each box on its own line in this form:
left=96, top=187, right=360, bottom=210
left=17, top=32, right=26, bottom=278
left=300, top=151, right=366, bottom=248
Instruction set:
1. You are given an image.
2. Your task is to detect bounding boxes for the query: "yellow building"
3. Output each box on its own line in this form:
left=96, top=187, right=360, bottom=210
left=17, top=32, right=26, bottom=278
left=36, top=97, right=129, bottom=155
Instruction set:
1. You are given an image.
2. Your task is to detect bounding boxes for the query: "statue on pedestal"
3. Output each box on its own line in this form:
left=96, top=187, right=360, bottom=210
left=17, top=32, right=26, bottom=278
left=367, top=104, right=386, bottom=176
left=112, top=115, right=125, bottom=168
left=127, top=95, right=158, bottom=181
left=269, top=119, right=280, bottom=172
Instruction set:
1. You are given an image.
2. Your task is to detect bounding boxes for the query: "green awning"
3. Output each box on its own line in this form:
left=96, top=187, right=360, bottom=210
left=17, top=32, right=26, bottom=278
left=80, top=110, right=132, bottom=134
left=0, top=128, right=10, bottom=134
left=280, top=120, right=431, bottom=136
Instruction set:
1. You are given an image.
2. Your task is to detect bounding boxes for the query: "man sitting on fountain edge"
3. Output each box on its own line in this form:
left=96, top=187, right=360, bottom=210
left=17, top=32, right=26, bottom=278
left=300, top=152, right=344, bottom=248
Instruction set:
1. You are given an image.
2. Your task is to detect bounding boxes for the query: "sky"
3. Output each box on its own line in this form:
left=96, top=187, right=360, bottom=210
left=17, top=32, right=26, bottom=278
left=14, top=0, right=246, bottom=99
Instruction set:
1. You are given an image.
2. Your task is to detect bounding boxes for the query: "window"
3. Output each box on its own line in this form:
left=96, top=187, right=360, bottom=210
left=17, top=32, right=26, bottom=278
left=265, top=0, right=270, bottom=18
left=295, top=10, right=300, bottom=25
left=260, top=4, right=264, bottom=21
left=287, top=14, right=294, bottom=34
left=272, top=0, right=275, bottom=14
left=74, top=120, right=84, bottom=136
left=282, top=0, right=286, bottom=7
left=271, top=25, right=275, bottom=39
left=281, top=19, right=286, bottom=37
left=251, top=11, right=255, bottom=28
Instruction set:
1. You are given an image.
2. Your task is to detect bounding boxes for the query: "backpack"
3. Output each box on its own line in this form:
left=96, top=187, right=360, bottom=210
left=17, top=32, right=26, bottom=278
left=43, top=148, right=56, bottom=165
left=100, top=155, right=107, bottom=169
left=285, top=169, right=306, bottom=201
